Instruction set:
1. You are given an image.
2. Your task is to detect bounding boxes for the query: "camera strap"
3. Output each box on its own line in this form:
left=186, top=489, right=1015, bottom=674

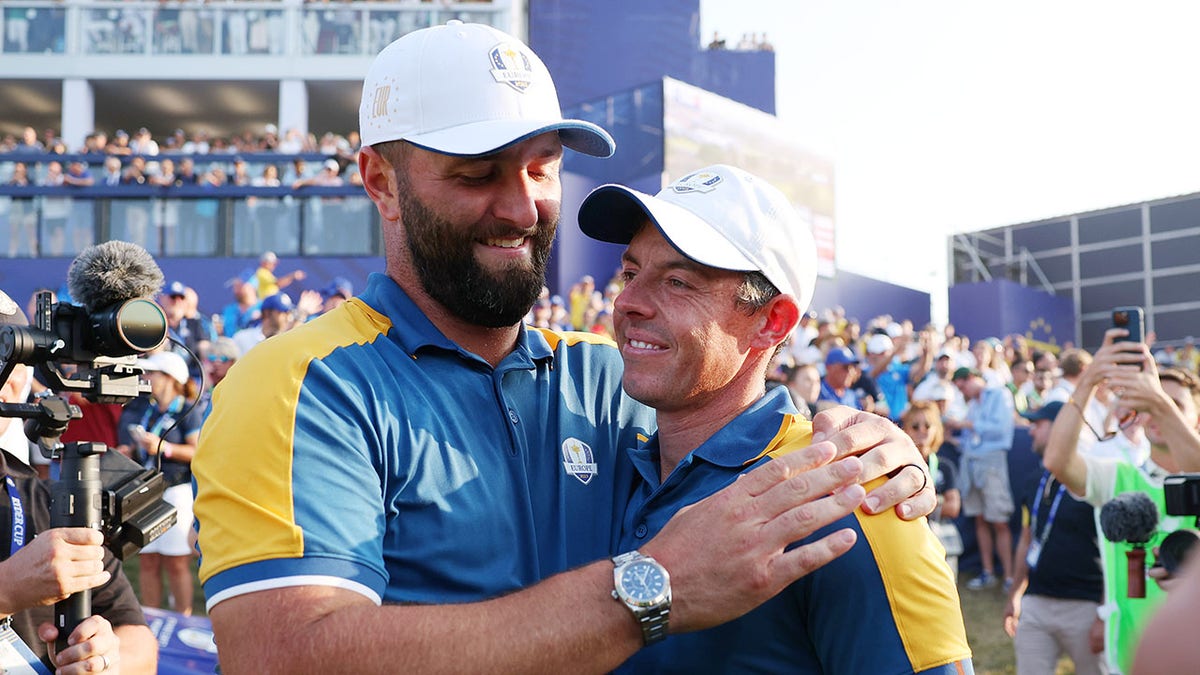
left=5, top=476, right=25, bottom=557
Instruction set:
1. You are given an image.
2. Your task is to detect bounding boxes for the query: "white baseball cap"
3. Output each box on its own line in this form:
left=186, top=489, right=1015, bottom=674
left=866, top=333, right=894, bottom=355
left=359, top=20, right=614, bottom=157
left=578, top=164, right=818, bottom=312
left=138, top=351, right=190, bottom=386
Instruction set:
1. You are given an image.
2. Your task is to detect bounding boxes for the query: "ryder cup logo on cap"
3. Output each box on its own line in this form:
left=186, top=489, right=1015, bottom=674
left=489, top=42, right=535, bottom=92
left=578, top=164, right=818, bottom=313
left=670, top=171, right=723, bottom=194
left=359, top=20, right=614, bottom=157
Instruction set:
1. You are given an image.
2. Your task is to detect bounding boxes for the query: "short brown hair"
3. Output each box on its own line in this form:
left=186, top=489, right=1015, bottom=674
left=1059, top=349, right=1093, bottom=378
left=1159, top=367, right=1200, bottom=410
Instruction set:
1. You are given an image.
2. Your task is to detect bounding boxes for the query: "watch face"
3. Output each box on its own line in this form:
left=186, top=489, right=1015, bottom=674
left=618, top=560, right=668, bottom=606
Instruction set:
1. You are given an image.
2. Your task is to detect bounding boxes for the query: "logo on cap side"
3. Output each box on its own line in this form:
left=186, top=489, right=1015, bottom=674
left=371, top=85, right=391, bottom=119
left=671, top=171, right=723, bottom=194
left=489, top=42, right=535, bottom=92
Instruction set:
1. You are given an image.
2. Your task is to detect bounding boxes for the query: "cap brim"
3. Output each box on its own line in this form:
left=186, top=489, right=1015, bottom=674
left=578, top=185, right=758, bottom=273
left=405, top=119, right=614, bottom=158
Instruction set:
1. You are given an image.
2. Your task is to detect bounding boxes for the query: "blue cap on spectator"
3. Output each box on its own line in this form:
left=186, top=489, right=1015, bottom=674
left=550, top=295, right=564, bottom=306
left=323, top=277, right=354, bottom=299
left=165, top=281, right=187, bottom=298
left=261, top=293, right=294, bottom=313
left=825, top=346, right=860, bottom=366
left=1022, top=401, right=1064, bottom=422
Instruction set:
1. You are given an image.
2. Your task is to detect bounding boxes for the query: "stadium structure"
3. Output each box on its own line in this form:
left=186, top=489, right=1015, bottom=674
left=0, top=0, right=933, bottom=326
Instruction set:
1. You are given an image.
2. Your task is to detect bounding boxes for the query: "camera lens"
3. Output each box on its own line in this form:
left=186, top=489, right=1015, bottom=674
left=1114, top=312, right=1128, bottom=326
left=90, top=299, right=168, bottom=355
left=1158, top=529, right=1200, bottom=574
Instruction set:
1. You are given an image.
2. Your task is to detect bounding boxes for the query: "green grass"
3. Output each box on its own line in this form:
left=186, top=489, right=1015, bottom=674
left=121, top=556, right=208, bottom=617
left=958, top=572, right=1075, bottom=675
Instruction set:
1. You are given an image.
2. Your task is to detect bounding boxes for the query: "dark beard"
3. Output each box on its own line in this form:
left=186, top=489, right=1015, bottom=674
left=400, top=188, right=555, bottom=328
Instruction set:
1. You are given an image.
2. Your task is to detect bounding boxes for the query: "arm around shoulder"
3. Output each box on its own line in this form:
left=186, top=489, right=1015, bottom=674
left=209, top=564, right=642, bottom=675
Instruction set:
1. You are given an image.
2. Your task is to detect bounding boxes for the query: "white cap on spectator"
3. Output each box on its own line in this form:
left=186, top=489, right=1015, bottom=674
left=866, top=334, right=893, bottom=355
left=359, top=20, right=614, bottom=157
left=324, top=159, right=340, bottom=172
left=578, top=164, right=817, bottom=312
left=138, top=351, right=190, bottom=386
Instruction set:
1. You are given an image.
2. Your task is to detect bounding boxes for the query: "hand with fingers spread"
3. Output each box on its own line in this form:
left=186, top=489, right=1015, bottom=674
left=38, top=614, right=120, bottom=675
left=811, top=406, right=936, bottom=519
left=0, top=528, right=110, bottom=615
left=641, top=443, right=865, bottom=633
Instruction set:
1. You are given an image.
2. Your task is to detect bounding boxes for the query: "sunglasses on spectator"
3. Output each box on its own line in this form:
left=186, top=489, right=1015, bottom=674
left=207, top=355, right=233, bottom=363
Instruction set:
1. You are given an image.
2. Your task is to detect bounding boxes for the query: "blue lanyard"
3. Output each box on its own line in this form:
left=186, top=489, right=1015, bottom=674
left=141, top=396, right=184, bottom=438
left=1030, top=473, right=1066, bottom=547
left=6, top=476, right=25, bottom=557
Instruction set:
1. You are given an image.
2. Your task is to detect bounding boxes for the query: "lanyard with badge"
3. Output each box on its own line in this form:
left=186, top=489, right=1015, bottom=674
left=0, top=476, right=54, bottom=674
left=1026, top=473, right=1066, bottom=571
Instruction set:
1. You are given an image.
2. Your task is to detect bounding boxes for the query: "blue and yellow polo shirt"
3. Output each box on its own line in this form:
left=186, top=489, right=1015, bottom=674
left=616, top=386, right=973, bottom=674
left=194, top=273, right=653, bottom=610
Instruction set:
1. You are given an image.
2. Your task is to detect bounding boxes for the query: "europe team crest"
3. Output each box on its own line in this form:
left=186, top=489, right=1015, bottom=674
left=671, top=171, right=723, bottom=194
left=561, top=438, right=598, bottom=485
left=489, top=42, right=535, bottom=92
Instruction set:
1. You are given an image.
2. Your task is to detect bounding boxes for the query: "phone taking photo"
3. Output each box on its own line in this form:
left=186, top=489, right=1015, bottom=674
left=127, top=424, right=147, bottom=444
left=1112, top=306, right=1145, bottom=344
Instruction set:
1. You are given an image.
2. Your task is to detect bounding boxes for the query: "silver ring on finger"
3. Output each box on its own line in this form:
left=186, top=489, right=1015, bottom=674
left=100, top=653, right=111, bottom=671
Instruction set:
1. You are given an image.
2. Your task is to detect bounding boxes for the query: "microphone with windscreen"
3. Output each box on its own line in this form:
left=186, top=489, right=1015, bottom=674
left=1099, top=491, right=1160, bottom=598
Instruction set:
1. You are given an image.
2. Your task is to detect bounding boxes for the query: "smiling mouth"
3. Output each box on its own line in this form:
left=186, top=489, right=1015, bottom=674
left=484, top=236, right=527, bottom=248
left=626, top=339, right=665, bottom=351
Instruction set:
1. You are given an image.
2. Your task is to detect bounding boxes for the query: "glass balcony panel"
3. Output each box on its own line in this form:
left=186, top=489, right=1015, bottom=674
left=162, top=199, right=219, bottom=256
left=301, top=195, right=373, bottom=255
left=233, top=196, right=302, bottom=256
left=301, top=6, right=362, bottom=55
left=3, top=4, right=66, bottom=54
left=108, top=200, right=159, bottom=253
left=1, top=197, right=40, bottom=257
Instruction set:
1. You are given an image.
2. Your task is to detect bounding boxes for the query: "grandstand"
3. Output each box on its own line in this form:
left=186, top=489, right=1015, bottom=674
left=0, top=0, right=937, bottom=329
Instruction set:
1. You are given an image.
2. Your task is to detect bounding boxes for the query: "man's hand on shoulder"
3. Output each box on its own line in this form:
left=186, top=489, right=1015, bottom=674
left=812, top=406, right=936, bottom=519
left=641, top=442, right=864, bottom=633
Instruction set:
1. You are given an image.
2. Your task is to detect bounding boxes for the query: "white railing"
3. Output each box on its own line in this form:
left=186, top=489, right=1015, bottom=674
left=0, top=1, right=507, bottom=57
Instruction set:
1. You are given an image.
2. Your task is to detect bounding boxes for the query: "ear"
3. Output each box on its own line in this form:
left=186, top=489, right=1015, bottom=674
left=358, top=146, right=401, bottom=222
left=752, top=295, right=800, bottom=350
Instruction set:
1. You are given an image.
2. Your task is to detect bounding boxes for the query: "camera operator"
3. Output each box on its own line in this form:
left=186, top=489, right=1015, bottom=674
left=1041, top=327, right=1200, bottom=674
left=0, top=290, right=157, bottom=673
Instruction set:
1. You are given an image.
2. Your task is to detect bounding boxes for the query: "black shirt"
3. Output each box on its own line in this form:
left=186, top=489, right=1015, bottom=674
left=0, top=451, right=146, bottom=667
left=1021, top=469, right=1104, bottom=602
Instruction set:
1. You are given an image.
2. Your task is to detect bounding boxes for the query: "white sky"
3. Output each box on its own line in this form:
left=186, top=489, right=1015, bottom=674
left=700, top=0, right=1200, bottom=320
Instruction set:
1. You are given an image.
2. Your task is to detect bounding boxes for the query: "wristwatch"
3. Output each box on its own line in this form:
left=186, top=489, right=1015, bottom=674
left=611, top=550, right=672, bottom=645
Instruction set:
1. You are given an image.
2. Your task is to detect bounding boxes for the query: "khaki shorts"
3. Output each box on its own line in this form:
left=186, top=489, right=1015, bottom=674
left=959, top=451, right=1014, bottom=523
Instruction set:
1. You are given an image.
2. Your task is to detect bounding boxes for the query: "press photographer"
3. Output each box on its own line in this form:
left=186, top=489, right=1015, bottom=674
left=0, top=288, right=156, bottom=674
left=1041, top=324, right=1200, bottom=674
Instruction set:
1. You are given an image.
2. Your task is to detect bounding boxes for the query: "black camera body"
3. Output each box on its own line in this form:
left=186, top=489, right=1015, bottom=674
left=1164, top=473, right=1200, bottom=516
left=52, top=443, right=178, bottom=558
left=1160, top=474, right=1200, bottom=574
left=0, top=290, right=175, bottom=648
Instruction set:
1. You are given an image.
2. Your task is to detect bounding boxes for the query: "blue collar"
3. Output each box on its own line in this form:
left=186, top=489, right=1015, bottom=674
left=358, top=272, right=552, bottom=370
left=633, top=386, right=798, bottom=477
